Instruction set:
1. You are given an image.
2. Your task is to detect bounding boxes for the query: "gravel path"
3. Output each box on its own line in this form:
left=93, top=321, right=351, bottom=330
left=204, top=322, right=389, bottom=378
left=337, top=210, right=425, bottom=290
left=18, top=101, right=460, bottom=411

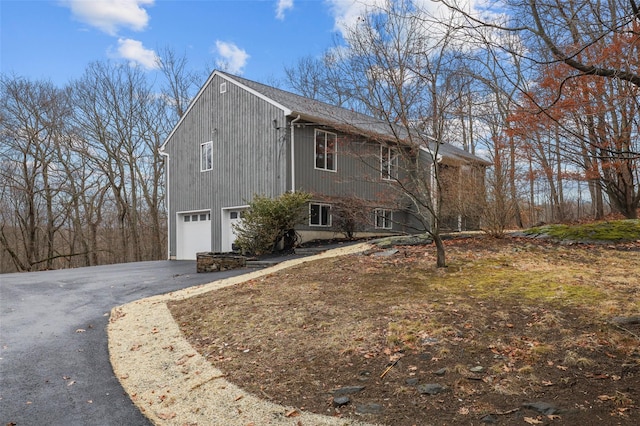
left=108, top=244, right=377, bottom=425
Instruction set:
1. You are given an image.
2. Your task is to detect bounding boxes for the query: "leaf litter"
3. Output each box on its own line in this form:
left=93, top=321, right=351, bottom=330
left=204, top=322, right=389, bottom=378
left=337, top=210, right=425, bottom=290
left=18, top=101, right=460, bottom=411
left=169, top=236, right=640, bottom=425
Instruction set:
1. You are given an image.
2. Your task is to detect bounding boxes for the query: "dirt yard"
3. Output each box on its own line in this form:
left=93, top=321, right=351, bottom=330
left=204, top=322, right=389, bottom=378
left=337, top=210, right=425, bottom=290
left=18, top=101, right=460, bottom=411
left=169, top=236, right=640, bottom=425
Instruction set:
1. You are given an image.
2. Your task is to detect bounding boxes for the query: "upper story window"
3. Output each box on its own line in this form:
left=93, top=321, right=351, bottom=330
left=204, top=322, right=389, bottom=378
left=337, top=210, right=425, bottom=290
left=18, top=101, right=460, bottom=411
left=315, top=129, right=337, bottom=171
left=381, top=144, right=398, bottom=180
left=220, top=82, right=227, bottom=93
left=309, top=203, right=331, bottom=227
left=374, top=209, right=393, bottom=229
left=201, top=141, right=213, bottom=171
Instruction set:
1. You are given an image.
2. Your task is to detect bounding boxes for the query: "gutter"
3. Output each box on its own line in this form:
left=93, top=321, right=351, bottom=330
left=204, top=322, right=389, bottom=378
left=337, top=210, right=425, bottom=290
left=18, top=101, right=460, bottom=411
left=290, top=114, right=301, bottom=192
left=158, top=147, right=171, bottom=260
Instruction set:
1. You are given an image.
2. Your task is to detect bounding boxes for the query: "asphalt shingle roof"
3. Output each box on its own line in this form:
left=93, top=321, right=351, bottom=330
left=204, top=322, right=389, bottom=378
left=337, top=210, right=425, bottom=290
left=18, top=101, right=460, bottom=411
left=218, top=71, right=491, bottom=166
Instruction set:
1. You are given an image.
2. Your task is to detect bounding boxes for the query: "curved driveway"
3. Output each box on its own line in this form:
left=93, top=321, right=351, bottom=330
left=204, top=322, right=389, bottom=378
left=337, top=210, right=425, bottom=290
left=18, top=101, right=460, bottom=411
left=0, top=261, right=251, bottom=426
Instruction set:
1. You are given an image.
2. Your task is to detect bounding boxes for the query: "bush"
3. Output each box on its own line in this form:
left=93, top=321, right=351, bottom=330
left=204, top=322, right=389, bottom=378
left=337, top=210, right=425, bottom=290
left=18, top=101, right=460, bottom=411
left=232, top=192, right=311, bottom=255
left=326, top=196, right=371, bottom=239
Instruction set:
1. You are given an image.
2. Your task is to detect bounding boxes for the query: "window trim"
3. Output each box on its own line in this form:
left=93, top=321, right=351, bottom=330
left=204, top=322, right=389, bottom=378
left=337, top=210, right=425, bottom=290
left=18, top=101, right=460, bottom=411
left=200, top=141, right=213, bottom=172
left=380, top=144, right=398, bottom=180
left=374, top=208, right=393, bottom=229
left=314, top=129, right=337, bottom=172
left=309, top=202, right=332, bottom=227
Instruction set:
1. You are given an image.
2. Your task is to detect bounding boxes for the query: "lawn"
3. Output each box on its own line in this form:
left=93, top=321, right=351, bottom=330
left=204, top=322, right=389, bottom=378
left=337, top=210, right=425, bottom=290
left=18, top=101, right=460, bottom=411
left=169, top=225, right=640, bottom=425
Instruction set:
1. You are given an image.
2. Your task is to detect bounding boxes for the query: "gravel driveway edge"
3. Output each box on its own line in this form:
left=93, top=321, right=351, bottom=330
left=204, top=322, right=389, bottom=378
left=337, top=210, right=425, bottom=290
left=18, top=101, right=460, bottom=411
left=108, top=243, right=377, bottom=426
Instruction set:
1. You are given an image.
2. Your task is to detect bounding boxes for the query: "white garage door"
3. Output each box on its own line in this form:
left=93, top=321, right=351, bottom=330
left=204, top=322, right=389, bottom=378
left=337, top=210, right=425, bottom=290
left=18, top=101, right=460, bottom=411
left=177, top=211, right=211, bottom=260
left=221, top=207, right=247, bottom=252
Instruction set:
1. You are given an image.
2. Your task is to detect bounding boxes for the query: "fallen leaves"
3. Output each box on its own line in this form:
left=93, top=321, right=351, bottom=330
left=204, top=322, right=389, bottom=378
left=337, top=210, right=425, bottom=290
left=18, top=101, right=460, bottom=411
left=285, top=409, right=300, bottom=417
left=109, top=308, right=126, bottom=323
left=175, top=353, right=196, bottom=366
left=166, top=237, right=640, bottom=425
left=157, top=411, right=176, bottom=420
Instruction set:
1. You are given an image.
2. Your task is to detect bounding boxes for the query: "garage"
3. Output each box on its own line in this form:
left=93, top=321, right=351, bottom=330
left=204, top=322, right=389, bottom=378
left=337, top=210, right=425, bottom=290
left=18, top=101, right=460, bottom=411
left=176, top=210, right=211, bottom=260
left=221, top=207, right=248, bottom=252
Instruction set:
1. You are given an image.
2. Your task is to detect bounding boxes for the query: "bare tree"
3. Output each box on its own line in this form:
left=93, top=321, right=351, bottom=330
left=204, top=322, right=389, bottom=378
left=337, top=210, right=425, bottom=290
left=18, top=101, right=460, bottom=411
left=443, top=0, right=640, bottom=87
left=297, top=0, right=486, bottom=267
left=71, top=61, right=173, bottom=262
left=284, top=54, right=363, bottom=111
left=1, top=51, right=199, bottom=272
left=156, top=47, right=202, bottom=118
left=442, top=0, right=640, bottom=219
left=0, top=76, right=77, bottom=271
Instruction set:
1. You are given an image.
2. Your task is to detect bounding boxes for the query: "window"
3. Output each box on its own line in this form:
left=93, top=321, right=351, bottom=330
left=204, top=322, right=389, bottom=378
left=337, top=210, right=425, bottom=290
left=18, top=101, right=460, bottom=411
left=315, top=129, right=337, bottom=171
left=201, top=141, right=213, bottom=171
left=184, top=215, right=191, bottom=222
left=220, top=82, right=227, bottom=93
left=374, top=209, right=393, bottom=229
left=310, top=203, right=331, bottom=227
left=381, top=145, right=398, bottom=180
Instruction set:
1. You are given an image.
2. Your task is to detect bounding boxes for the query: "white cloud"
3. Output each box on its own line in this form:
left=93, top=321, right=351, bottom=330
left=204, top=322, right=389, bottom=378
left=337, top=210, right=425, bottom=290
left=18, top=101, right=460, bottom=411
left=62, top=0, right=154, bottom=35
left=276, top=0, right=294, bottom=20
left=115, top=38, right=159, bottom=69
left=213, top=41, right=249, bottom=75
left=325, top=0, right=482, bottom=37
left=325, top=0, right=387, bottom=36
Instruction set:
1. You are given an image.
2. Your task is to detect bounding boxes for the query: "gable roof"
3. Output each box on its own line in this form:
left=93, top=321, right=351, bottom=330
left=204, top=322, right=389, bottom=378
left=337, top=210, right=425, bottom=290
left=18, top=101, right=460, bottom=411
left=218, top=71, right=403, bottom=142
left=162, top=70, right=491, bottom=166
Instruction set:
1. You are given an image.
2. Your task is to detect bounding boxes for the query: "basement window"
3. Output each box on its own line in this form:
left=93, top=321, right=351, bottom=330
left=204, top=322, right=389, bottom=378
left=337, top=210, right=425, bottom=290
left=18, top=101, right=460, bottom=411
left=310, top=203, right=331, bottom=227
left=374, top=209, right=393, bottom=229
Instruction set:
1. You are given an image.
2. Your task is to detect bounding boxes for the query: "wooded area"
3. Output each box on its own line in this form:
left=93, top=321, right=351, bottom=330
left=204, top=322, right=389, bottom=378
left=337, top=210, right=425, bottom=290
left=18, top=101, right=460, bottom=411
left=0, top=52, right=200, bottom=272
left=1, top=0, right=638, bottom=273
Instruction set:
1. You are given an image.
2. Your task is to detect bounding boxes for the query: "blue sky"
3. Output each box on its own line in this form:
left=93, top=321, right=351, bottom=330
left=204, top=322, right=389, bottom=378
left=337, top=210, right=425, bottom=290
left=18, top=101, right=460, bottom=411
left=1, top=0, right=381, bottom=87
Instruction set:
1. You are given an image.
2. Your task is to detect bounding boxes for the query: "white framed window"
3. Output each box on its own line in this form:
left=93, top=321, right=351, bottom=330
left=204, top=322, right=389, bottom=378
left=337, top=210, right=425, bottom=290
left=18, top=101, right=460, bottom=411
left=374, top=209, right=393, bottom=229
left=200, top=141, right=213, bottom=171
left=309, top=203, right=331, bottom=227
left=220, top=82, right=227, bottom=93
left=381, top=145, right=398, bottom=180
left=315, top=129, right=337, bottom=171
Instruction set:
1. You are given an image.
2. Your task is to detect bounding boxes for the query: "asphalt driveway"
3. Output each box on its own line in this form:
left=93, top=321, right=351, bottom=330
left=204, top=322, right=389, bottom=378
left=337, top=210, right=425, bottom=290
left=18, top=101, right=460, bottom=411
left=0, top=260, right=252, bottom=426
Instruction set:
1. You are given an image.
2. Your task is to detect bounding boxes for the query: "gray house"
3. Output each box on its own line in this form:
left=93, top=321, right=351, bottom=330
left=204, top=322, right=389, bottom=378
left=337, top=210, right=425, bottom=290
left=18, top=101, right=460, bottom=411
left=160, top=70, right=490, bottom=260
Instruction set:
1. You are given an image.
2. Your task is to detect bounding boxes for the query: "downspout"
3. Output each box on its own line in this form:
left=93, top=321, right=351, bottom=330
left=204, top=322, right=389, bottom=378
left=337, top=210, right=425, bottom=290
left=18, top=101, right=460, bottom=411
left=159, top=147, right=171, bottom=260
left=290, top=115, right=301, bottom=192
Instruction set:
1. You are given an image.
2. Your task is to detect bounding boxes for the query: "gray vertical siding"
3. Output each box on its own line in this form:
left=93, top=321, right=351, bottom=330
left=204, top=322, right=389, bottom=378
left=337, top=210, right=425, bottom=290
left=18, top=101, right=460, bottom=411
left=166, top=75, right=287, bottom=254
left=293, top=122, right=410, bottom=233
left=164, top=75, right=440, bottom=255
left=293, top=124, right=390, bottom=199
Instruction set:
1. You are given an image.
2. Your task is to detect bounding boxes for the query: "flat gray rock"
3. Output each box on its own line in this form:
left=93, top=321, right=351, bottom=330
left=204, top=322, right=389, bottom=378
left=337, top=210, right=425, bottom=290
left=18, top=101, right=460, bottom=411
left=417, top=383, right=447, bottom=395
left=522, top=401, right=561, bottom=415
left=356, top=403, right=384, bottom=414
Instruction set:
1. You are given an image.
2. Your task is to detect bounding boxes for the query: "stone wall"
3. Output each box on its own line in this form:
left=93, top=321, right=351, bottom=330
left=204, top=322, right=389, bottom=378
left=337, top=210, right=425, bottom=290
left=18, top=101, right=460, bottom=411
left=196, top=252, right=246, bottom=273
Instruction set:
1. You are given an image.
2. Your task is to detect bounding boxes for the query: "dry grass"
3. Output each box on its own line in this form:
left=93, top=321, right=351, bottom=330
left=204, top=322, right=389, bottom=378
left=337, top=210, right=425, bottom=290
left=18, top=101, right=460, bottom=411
left=169, top=236, right=640, bottom=425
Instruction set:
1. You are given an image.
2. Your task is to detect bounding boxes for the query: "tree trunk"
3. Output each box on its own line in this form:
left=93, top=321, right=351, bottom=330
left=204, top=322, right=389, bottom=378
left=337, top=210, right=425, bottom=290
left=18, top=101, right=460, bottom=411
left=509, top=133, right=524, bottom=228
left=433, top=233, right=446, bottom=268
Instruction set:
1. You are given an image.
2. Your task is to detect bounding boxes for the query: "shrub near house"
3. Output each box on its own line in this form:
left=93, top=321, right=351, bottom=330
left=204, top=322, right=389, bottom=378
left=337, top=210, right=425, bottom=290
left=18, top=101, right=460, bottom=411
left=233, top=192, right=311, bottom=255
